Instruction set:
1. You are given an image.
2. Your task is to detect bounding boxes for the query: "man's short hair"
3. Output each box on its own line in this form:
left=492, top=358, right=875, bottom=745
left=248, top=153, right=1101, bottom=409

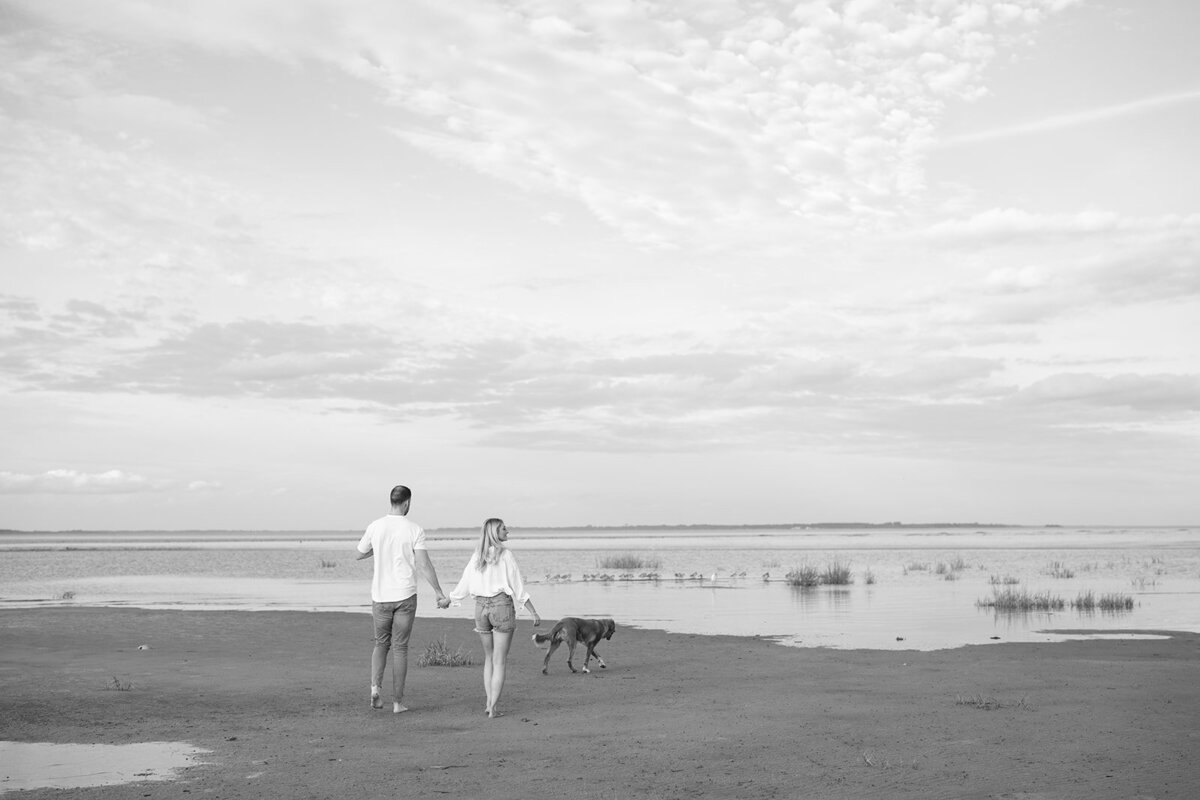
left=389, top=485, right=411, bottom=506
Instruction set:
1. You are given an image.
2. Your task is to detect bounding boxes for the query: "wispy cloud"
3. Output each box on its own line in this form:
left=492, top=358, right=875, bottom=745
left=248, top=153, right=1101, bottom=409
left=938, top=88, right=1200, bottom=147
left=0, top=469, right=164, bottom=494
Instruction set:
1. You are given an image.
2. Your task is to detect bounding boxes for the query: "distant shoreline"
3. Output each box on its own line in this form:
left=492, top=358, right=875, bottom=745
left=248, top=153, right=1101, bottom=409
left=9, top=522, right=1175, bottom=537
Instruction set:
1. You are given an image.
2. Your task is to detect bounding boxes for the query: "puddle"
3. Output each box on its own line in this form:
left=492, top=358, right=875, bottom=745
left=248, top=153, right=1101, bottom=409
left=0, top=741, right=209, bottom=793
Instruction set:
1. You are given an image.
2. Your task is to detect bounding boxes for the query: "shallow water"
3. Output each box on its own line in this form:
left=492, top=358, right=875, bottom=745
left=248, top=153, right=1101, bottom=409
left=0, top=741, right=208, bottom=793
left=2, top=526, right=1197, bottom=650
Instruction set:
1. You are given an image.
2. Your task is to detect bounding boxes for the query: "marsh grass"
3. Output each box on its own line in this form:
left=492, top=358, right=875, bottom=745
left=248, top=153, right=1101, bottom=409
left=785, top=564, right=820, bottom=587
left=318, top=559, right=338, bottom=569
left=955, top=693, right=1032, bottom=711
left=597, top=554, right=662, bottom=570
left=105, top=676, right=134, bottom=692
left=1046, top=561, right=1075, bottom=579
left=1073, top=591, right=1135, bottom=611
left=935, top=556, right=968, bottom=577
left=821, top=560, right=853, bottom=585
left=786, top=560, right=855, bottom=586
left=903, top=561, right=931, bottom=574
left=863, top=568, right=876, bottom=585
left=988, top=575, right=1020, bottom=586
left=976, top=588, right=1065, bottom=611
left=416, top=636, right=475, bottom=667
left=58, top=590, right=76, bottom=600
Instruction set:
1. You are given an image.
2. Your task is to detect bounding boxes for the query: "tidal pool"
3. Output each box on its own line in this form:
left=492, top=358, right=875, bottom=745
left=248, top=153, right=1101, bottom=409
left=0, top=741, right=209, bottom=793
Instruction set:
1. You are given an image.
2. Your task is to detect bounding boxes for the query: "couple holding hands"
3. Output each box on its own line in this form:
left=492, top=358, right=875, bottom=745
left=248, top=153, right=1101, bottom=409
left=356, top=485, right=540, bottom=719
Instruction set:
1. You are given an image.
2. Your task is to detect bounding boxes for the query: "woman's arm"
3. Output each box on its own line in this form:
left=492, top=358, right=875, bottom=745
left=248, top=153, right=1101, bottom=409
left=446, top=552, right=476, bottom=603
left=523, top=598, right=541, bottom=626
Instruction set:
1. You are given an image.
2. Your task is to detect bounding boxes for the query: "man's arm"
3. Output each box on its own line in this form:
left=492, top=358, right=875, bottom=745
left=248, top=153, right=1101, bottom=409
left=415, top=549, right=450, bottom=608
left=356, top=549, right=373, bottom=560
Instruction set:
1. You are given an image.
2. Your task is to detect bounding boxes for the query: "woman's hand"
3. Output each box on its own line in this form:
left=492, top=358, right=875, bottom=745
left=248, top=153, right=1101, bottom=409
left=533, top=614, right=542, bottom=627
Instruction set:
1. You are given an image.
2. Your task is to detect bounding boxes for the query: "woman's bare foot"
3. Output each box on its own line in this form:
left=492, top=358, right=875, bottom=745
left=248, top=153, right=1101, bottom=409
left=486, top=707, right=503, bottom=718
left=393, top=702, right=409, bottom=714
left=371, top=687, right=383, bottom=710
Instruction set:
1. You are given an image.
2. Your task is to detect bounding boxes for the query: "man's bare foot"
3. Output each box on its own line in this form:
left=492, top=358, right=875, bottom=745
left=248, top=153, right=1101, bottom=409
left=393, top=702, right=409, bottom=714
left=371, top=687, right=383, bottom=710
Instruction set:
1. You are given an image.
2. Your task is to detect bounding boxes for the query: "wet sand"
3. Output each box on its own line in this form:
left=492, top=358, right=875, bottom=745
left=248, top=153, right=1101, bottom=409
left=2, top=608, right=1198, bottom=799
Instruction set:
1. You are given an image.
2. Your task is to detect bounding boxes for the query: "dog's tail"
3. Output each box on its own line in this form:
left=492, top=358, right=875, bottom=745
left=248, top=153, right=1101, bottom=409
left=531, top=622, right=566, bottom=649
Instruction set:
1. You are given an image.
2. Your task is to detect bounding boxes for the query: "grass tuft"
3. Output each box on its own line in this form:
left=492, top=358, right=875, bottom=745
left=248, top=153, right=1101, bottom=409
left=1046, top=561, right=1075, bottom=578
left=1072, top=591, right=1135, bottom=612
left=416, top=636, right=475, bottom=667
left=785, top=564, right=820, bottom=587
left=105, top=676, right=134, bottom=691
left=786, top=560, right=855, bottom=586
left=597, top=554, right=662, bottom=570
left=955, top=693, right=1032, bottom=711
left=976, top=588, right=1065, bottom=611
left=58, top=590, right=76, bottom=600
left=318, top=559, right=338, bottom=569
left=821, top=560, right=853, bottom=585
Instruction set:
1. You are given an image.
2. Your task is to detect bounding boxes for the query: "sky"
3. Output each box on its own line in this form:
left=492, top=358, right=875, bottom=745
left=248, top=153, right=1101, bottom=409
left=2, top=0, right=1198, bottom=531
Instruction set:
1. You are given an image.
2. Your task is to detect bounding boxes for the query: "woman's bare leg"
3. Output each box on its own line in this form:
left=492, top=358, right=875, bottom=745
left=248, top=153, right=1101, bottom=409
left=487, top=630, right=514, bottom=718
left=478, top=631, right=495, bottom=714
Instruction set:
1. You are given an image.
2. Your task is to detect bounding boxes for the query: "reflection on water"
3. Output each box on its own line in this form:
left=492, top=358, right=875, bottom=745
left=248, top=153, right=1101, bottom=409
left=1, top=526, right=1198, bottom=651
left=0, top=741, right=208, bottom=793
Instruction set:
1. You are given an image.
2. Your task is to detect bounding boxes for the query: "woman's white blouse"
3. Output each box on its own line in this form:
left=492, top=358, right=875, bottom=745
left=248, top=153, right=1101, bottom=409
left=447, top=548, right=531, bottom=608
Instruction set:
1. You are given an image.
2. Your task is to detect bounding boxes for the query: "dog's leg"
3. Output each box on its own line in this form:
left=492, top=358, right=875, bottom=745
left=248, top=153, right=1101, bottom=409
left=591, top=645, right=607, bottom=670
left=541, top=638, right=561, bottom=675
left=566, top=637, right=579, bottom=673
left=582, top=642, right=606, bottom=673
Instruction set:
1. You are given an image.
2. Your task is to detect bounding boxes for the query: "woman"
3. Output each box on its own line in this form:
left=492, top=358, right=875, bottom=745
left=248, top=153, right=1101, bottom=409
left=448, top=518, right=541, bottom=718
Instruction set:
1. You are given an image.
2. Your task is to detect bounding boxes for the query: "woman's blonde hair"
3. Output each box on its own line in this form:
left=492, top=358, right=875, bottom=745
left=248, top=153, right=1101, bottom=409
left=474, top=518, right=506, bottom=570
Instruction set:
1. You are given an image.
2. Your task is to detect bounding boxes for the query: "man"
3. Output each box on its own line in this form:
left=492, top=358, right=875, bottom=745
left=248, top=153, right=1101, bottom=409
left=356, top=484, right=450, bottom=713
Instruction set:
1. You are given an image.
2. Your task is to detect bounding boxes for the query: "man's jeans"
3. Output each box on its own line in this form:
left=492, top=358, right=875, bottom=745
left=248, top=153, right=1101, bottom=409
left=372, top=595, right=417, bottom=701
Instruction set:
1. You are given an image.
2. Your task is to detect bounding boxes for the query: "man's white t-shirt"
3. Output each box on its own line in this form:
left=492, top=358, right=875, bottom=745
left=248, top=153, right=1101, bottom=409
left=357, top=514, right=427, bottom=603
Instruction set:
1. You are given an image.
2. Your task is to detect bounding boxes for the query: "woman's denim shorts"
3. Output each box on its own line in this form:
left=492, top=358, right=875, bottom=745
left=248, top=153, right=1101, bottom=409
left=474, top=592, right=516, bottom=634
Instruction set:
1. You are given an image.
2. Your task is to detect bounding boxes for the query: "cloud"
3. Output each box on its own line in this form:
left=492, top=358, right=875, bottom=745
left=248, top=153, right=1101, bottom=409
left=938, top=88, right=1200, bottom=147
left=0, top=469, right=164, bottom=494
left=5, top=0, right=1083, bottom=250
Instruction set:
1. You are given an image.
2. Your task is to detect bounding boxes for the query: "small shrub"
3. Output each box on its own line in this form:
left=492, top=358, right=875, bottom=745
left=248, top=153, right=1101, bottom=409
left=416, top=637, right=475, bottom=667
left=59, top=590, right=76, bottom=600
left=597, top=554, right=662, bottom=570
left=105, top=676, right=134, bottom=691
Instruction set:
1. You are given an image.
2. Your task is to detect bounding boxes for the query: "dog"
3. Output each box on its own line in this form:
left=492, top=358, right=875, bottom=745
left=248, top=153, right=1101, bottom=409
left=531, top=617, right=616, bottom=674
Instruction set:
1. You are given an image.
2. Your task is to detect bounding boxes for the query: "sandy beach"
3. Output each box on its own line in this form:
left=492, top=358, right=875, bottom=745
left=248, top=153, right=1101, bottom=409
left=2, top=608, right=1198, bottom=799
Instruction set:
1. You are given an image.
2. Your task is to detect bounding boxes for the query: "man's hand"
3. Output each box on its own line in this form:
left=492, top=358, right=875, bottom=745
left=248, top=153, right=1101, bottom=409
left=356, top=549, right=373, bottom=561
left=532, top=614, right=542, bottom=627
left=436, top=596, right=451, bottom=609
